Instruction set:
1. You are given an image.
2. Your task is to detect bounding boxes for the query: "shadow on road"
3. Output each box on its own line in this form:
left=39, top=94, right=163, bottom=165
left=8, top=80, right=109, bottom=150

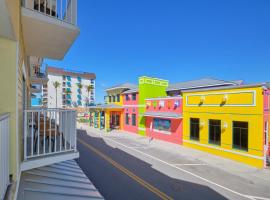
left=76, top=129, right=228, bottom=200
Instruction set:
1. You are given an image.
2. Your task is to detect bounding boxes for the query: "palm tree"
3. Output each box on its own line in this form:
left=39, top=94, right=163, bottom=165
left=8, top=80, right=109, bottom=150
left=86, top=85, right=94, bottom=106
left=77, top=83, right=83, bottom=95
left=53, top=81, right=60, bottom=108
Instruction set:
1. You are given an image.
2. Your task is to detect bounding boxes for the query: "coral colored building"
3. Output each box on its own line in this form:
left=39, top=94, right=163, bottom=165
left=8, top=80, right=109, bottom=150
left=144, top=97, right=183, bottom=144
left=122, top=88, right=139, bottom=134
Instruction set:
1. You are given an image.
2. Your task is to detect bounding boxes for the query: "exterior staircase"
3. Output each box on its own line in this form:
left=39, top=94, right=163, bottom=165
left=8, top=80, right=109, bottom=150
left=17, top=160, right=103, bottom=200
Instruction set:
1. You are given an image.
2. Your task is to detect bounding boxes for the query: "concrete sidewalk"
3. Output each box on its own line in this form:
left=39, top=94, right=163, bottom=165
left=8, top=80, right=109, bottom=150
left=78, top=123, right=270, bottom=185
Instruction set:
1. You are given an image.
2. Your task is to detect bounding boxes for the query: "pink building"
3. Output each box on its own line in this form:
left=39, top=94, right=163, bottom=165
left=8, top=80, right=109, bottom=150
left=263, top=89, right=270, bottom=160
left=122, top=88, right=139, bottom=134
left=144, top=97, right=183, bottom=144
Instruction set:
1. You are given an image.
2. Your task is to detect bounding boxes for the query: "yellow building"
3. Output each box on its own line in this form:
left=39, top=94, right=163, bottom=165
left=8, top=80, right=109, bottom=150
left=182, top=83, right=270, bottom=168
left=89, top=83, right=137, bottom=131
left=0, top=0, right=79, bottom=199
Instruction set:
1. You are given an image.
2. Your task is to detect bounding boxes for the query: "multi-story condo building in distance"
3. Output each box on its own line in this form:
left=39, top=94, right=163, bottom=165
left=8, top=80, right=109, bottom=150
left=43, top=66, right=96, bottom=108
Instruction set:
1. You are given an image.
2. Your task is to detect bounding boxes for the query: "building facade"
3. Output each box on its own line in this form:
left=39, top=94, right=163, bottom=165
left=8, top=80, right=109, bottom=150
left=182, top=84, right=270, bottom=168
left=0, top=0, right=85, bottom=199
left=43, top=66, right=96, bottom=108
left=89, top=77, right=270, bottom=168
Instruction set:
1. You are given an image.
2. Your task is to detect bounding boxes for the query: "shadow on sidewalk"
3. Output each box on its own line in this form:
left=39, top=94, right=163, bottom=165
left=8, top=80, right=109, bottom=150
left=76, top=129, right=229, bottom=200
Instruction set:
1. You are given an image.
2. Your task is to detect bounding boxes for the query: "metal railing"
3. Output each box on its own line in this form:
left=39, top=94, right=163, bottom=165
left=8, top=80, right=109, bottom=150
left=31, top=62, right=47, bottom=79
left=23, top=108, right=77, bottom=160
left=22, top=0, right=77, bottom=25
left=0, top=113, right=10, bottom=200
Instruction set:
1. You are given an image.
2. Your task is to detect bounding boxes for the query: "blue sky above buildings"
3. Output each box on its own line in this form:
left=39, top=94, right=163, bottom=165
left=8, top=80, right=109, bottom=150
left=46, top=0, right=270, bottom=103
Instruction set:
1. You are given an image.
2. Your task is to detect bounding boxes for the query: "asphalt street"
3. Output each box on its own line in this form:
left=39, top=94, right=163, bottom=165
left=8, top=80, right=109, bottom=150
left=76, top=129, right=241, bottom=200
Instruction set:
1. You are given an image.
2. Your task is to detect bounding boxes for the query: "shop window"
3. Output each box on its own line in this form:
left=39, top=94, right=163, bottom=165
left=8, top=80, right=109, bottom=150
left=108, top=96, right=111, bottom=102
left=117, top=94, right=120, bottom=102
left=209, top=119, right=221, bottom=145
left=132, top=93, right=136, bottom=101
left=233, top=121, right=248, bottom=151
left=125, top=94, right=130, bottom=101
left=190, top=118, right=200, bottom=141
left=132, top=114, right=136, bottom=126
left=112, top=96, right=115, bottom=102
left=153, top=118, right=171, bottom=132
left=125, top=113, right=129, bottom=125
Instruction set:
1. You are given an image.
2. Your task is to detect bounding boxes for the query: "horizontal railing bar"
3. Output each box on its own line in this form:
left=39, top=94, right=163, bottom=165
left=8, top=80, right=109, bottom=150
left=25, top=149, right=76, bottom=159
left=0, top=113, right=10, bottom=121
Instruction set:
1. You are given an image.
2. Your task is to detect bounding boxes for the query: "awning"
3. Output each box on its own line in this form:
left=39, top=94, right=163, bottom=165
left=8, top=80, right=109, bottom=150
left=143, top=111, right=182, bottom=119
left=89, top=104, right=123, bottom=110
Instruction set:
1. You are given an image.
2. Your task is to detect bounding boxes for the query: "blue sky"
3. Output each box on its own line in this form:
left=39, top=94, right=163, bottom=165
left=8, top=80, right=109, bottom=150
left=46, top=0, right=270, bottom=103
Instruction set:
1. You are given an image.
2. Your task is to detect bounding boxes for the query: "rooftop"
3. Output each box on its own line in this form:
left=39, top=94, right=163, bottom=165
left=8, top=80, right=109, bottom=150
left=89, top=104, right=123, bottom=110
left=181, top=82, right=270, bottom=93
left=106, top=83, right=137, bottom=91
left=166, top=78, right=242, bottom=92
left=47, top=66, right=96, bottom=80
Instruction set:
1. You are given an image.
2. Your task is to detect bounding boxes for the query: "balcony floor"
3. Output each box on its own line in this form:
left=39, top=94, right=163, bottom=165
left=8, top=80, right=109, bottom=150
left=18, top=160, right=104, bottom=200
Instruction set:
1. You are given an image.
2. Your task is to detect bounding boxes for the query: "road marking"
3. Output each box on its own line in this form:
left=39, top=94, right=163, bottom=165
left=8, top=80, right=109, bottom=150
left=77, top=138, right=173, bottom=200
left=245, top=195, right=270, bottom=200
left=172, top=163, right=208, bottom=166
left=102, top=135, right=265, bottom=200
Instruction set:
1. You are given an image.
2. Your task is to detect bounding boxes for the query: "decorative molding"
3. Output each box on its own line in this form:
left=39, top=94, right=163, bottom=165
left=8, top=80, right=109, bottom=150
left=186, top=90, right=256, bottom=107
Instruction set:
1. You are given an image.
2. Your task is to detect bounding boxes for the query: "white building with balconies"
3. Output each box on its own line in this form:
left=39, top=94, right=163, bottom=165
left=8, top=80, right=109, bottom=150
left=43, top=66, right=96, bottom=108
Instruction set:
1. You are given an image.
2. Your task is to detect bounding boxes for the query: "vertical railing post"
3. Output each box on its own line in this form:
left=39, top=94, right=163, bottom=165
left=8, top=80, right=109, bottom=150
left=43, top=110, right=46, bottom=154
left=75, top=0, right=77, bottom=25
left=60, top=110, right=62, bottom=152
left=24, top=111, right=27, bottom=160
left=74, top=110, right=77, bottom=151
left=31, top=111, right=34, bottom=156
left=60, top=0, right=63, bottom=20
left=54, top=109, right=57, bottom=152
left=37, top=111, right=40, bottom=155
left=0, top=113, right=10, bottom=200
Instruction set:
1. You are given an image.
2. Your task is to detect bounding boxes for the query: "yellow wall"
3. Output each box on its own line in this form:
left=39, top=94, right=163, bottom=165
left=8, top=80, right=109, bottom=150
left=106, top=89, right=124, bottom=106
left=0, top=37, right=19, bottom=180
left=0, top=0, right=29, bottom=182
left=183, top=86, right=265, bottom=168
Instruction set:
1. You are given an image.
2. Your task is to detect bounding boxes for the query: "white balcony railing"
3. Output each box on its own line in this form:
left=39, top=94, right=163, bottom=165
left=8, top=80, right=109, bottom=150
left=0, top=113, right=10, bottom=200
left=22, top=0, right=77, bottom=25
left=23, top=109, right=77, bottom=160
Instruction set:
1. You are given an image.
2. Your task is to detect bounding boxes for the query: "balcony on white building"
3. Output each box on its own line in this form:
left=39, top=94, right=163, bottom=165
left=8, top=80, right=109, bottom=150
left=21, top=0, right=80, bottom=60
left=30, top=63, right=49, bottom=85
left=21, top=108, right=79, bottom=171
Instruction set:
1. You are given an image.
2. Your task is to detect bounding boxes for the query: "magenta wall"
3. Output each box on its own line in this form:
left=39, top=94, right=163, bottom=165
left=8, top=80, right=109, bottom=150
left=263, top=89, right=270, bottom=156
left=145, top=97, right=183, bottom=144
left=123, top=93, right=139, bottom=134
left=145, top=97, right=182, bottom=113
left=145, top=117, right=183, bottom=144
